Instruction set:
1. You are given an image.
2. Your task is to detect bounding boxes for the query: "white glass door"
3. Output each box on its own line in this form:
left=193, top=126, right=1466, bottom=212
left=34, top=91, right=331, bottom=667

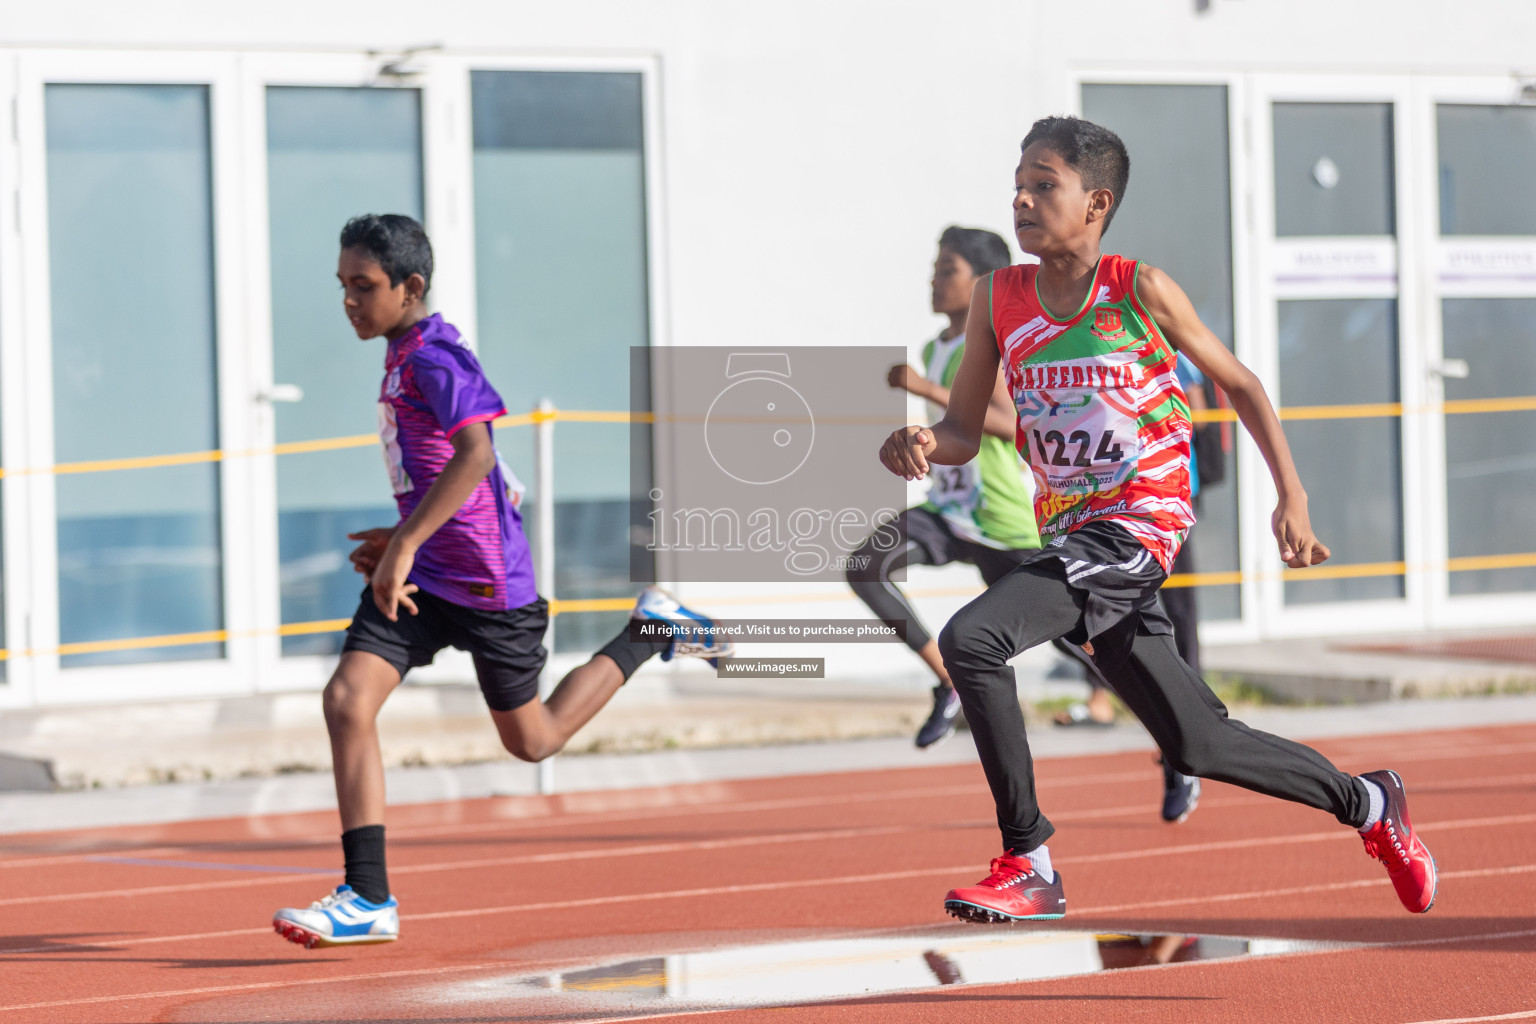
left=14, top=51, right=257, bottom=702
left=266, top=83, right=424, bottom=658
left=0, top=53, right=19, bottom=703
left=1079, top=79, right=1245, bottom=629
left=1250, top=76, right=1429, bottom=637
left=231, top=53, right=438, bottom=690
left=1419, top=77, right=1536, bottom=629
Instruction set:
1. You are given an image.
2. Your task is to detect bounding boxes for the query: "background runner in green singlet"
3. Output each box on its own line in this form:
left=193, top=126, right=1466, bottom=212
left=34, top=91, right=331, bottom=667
left=848, top=226, right=1045, bottom=748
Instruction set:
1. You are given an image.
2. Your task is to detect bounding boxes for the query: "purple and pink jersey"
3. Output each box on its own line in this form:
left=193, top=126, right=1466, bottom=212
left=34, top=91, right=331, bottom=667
left=378, top=314, right=538, bottom=611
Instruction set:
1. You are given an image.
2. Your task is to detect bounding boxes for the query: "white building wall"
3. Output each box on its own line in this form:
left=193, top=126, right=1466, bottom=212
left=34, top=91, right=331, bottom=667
left=7, top=0, right=1533, bottom=361
left=2, top=0, right=1534, bottom=704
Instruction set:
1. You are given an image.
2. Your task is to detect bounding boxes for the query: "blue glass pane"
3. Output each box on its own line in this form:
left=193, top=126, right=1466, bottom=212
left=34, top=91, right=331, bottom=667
left=1082, top=83, right=1239, bottom=621
left=266, top=86, right=422, bottom=656
left=1443, top=298, right=1536, bottom=595
left=1437, top=105, right=1536, bottom=236
left=1279, top=299, right=1404, bottom=605
left=472, top=71, right=649, bottom=652
left=45, top=84, right=224, bottom=667
left=1273, top=103, right=1396, bottom=237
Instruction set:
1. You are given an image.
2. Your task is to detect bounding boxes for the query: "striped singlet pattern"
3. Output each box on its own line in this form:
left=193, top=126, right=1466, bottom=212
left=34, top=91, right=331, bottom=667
left=990, top=254, right=1194, bottom=571
left=380, top=316, right=537, bottom=611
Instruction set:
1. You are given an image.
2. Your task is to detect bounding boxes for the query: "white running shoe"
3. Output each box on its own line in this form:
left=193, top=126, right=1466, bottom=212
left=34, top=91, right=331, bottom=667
left=632, top=586, right=735, bottom=666
left=273, top=885, right=399, bottom=948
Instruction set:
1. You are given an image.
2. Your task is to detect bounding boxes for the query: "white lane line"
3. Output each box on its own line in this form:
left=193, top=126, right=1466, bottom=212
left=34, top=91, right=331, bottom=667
left=379, top=740, right=1536, bottom=842
left=1402, top=1011, right=1536, bottom=1024
left=0, top=794, right=1242, bottom=908
left=1079, top=861, right=1536, bottom=917
left=552, top=926, right=1536, bottom=1024
left=7, top=805, right=1535, bottom=915
left=0, top=956, right=573, bottom=1017
left=0, top=781, right=989, bottom=870
left=0, top=820, right=951, bottom=908
left=8, top=918, right=1533, bottom=1019
left=6, top=741, right=1532, bottom=871
left=8, top=856, right=1523, bottom=960
left=0, top=844, right=194, bottom=870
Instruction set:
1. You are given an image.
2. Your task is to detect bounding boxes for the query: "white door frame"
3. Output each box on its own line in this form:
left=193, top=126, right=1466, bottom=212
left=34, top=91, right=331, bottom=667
left=431, top=52, right=669, bottom=673
left=0, top=50, right=37, bottom=708
left=234, top=51, right=436, bottom=694
left=1247, top=73, right=1429, bottom=639
left=11, top=49, right=255, bottom=705
left=253, top=53, right=668, bottom=687
left=1068, top=68, right=1259, bottom=645
left=1414, top=74, right=1536, bottom=631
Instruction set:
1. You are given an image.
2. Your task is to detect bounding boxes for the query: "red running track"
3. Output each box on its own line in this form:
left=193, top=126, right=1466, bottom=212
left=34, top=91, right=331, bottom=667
left=2, top=723, right=1535, bottom=1023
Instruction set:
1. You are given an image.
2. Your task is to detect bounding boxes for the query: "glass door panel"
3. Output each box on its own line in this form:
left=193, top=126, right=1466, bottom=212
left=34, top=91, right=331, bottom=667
left=1082, top=83, right=1240, bottom=621
left=471, top=70, right=649, bottom=651
left=1442, top=299, right=1536, bottom=594
left=1273, top=103, right=1396, bottom=237
left=1270, top=101, right=1405, bottom=607
left=1278, top=299, right=1403, bottom=603
left=1436, top=103, right=1536, bottom=597
left=45, top=83, right=225, bottom=667
left=1437, top=105, right=1536, bottom=235
left=266, top=86, right=423, bottom=655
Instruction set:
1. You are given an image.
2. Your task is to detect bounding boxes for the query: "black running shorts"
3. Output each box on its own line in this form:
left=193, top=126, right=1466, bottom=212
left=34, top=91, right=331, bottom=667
left=1016, top=520, right=1175, bottom=643
left=342, top=586, right=549, bottom=712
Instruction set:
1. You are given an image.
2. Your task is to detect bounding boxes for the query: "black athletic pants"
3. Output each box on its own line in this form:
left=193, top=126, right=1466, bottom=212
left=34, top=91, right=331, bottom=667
left=846, top=508, right=1026, bottom=652
left=938, top=560, right=1370, bottom=853
left=1160, top=516, right=1201, bottom=678
left=846, top=508, right=1095, bottom=673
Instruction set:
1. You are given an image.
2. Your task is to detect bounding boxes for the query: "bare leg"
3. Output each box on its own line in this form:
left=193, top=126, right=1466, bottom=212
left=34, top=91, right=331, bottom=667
left=322, top=651, right=404, bottom=832
left=490, top=653, right=626, bottom=762
left=917, top=639, right=954, bottom=689
left=1081, top=685, right=1115, bottom=722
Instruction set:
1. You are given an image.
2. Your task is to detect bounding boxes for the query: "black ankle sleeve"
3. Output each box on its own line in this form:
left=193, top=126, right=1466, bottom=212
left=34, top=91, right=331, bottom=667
left=341, top=824, right=389, bottom=904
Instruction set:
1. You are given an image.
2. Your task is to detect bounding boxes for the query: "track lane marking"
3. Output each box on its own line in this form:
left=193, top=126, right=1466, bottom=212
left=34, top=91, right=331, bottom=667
left=85, top=856, right=332, bottom=874
left=0, top=955, right=576, bottom=1017
left=6, top=803, right=1535, bottom=911
left=378, top=739, right=1536, bottom=842
left=549, top=925, right=1536, bottom=1024
left=1403, top=1012, right=1536, bottom=1023
left=8, top=856, right=1525, bottom=960
left=5, top=909, right=1535, bottom=1018
left=0, top=801, right=1171, bottom=908
left=5, top=738, right=1532, bottom=869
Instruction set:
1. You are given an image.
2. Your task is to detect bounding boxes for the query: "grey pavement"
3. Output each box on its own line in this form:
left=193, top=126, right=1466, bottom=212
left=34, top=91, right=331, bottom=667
left=5, top=691, right=1536, bottom=836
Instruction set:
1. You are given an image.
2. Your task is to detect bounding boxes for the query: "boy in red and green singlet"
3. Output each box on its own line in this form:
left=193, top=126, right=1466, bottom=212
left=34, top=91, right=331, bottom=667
left=880, top=116, right=1437, bottom=921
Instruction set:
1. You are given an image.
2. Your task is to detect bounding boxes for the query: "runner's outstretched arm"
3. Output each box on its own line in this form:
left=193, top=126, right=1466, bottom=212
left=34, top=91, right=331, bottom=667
left=370, top=424, right=497, bottom=620
left=881, top=277, right=1003, bottom=479
left=1137, top=264, right=1331, bottom=569
left=890, top=363, right=1020, bottom=441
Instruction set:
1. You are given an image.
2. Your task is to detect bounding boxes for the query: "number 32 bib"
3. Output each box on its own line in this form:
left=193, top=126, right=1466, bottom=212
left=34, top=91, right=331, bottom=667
left=991, top=255, right=1195, bottom=571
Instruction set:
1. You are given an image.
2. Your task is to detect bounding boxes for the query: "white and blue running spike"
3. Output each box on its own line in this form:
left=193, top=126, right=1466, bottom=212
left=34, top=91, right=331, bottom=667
left=631, top=586, right=735, bottom=667
left=273, top=884, right=399, bottom=948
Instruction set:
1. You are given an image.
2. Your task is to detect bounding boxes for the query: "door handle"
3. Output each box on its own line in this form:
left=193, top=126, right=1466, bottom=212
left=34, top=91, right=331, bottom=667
left=1428, top=359, right=1469, bottom=380
left=256, top=384, right=305, bottom=403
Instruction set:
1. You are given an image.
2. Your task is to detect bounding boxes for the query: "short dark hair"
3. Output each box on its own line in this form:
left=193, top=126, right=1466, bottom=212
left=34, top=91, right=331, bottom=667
left=339, top=214, right=433, bottom=294
left=938, top=226, right=1012, bottom=276
left=1020, top=116, right=1131, bottom=234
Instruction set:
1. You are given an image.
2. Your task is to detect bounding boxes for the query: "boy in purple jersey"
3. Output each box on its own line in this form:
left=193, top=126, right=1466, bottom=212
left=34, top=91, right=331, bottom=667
left=273, top=215, right=730, bottom=949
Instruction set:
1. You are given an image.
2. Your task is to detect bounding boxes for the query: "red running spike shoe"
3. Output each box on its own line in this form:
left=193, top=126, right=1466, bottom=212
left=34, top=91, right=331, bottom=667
left=944, top=851, right=1066, bottom=923
left=1358, top=769, right=1437, bottom=914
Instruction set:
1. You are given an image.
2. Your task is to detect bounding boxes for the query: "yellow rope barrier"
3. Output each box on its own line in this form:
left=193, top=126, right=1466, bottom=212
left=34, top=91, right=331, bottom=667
left=1, top=402, right=1533, bottom=660
left=0, top=399, right=1528, bottom=478
left=4, top=553, right=1533, bottom=661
